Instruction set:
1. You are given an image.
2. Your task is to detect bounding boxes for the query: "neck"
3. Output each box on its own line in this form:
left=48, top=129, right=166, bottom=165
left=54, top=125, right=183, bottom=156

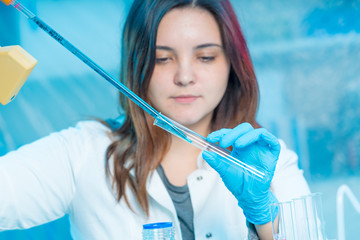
left=167, top=114, right=212, bottom=164
left=159, top=115, right=212, bottom=186
left=160, top=136, right=201, bottom=186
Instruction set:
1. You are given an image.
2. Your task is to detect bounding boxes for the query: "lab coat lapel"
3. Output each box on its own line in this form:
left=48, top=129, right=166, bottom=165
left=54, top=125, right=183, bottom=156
left=189, top=154, right=220, bottom=216
left=128, top=166, right=176, bottom=215
left=146, top=170, right=177, bottom=215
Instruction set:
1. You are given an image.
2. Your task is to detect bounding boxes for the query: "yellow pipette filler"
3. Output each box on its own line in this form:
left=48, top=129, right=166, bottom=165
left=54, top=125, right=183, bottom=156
left=0, top=46, right=37, bottom=105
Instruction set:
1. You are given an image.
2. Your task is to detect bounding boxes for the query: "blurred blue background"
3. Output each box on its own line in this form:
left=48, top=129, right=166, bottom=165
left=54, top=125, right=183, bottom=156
left=1, top=0, right=359, bottom=239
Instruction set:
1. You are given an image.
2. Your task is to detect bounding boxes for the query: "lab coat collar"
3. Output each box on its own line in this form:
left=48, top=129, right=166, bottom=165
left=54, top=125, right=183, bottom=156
left=126, top=151, right=215, bottom=216
left=196, top=151, right=212, bottom=170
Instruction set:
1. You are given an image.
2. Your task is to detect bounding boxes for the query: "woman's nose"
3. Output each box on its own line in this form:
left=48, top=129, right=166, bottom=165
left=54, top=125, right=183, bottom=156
left=174, top=61, right=195, bottom=87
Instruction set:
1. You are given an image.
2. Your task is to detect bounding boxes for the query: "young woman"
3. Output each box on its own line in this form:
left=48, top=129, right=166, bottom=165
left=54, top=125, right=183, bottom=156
left=0, top=0, right=311, bottom=239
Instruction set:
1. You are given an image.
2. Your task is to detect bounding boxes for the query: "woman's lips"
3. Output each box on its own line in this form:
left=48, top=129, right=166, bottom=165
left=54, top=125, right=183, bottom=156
left=172, top=95, right=199, bottom=104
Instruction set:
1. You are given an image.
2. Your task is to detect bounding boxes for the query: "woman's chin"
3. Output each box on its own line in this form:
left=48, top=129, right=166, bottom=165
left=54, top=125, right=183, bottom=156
left=168, top=113, right=211, bottom=130
left=167, top=115, right=196, bottom=126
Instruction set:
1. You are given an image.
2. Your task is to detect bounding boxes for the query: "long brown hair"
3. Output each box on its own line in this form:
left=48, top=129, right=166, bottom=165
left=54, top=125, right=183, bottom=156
left=105, top=0, right=260, bottom=216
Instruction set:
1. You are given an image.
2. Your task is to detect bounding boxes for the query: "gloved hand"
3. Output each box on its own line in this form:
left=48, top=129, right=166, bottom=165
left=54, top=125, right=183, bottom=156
left=202, top=122, right=281, bottom=225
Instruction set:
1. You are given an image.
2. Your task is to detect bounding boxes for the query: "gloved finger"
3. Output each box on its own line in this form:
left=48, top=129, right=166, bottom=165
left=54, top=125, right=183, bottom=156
left=218, top=122, right=254, bottom=148
left=206, top=128, right=231, bottom=143
left=202, top=151, right=229, bottom=174
left=234, top=128, right=280, bottom=153
left=259, top=130, right=281, bottom=154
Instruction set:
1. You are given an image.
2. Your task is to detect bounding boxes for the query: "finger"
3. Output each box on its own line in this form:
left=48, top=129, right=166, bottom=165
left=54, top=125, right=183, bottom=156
left=233, top=129, right=261, bottom=148
left=202, top=151, right=228, bottom=174
left=259, top=130, right=281, bottom=153
left=206, top=128, right=231, bottom=143
left=219, top=122, right=254, bottom=148
left=234, top=128, right=280, bottom=152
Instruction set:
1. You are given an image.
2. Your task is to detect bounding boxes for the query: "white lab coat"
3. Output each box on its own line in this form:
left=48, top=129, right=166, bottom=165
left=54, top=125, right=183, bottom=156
left=0, top=121, right=310, bottom=240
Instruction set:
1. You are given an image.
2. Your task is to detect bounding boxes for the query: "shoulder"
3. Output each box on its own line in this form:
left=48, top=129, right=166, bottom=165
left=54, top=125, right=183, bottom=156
left=73, top=120, right=111, bottom=135
left=52, top=121, right=114, bottom=178
left=271, top=139, right=311, bottom=201
left=35, top=120, right=115, bottom=156
left=276, top=139, right=298, bottom=169
left=55, top=120, right=112, bottom=143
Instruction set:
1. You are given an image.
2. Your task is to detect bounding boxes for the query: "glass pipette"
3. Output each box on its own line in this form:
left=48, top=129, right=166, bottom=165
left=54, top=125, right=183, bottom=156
left=154, top=113, right=266, bottom=181
left=1, top=0, right=266, bottom=182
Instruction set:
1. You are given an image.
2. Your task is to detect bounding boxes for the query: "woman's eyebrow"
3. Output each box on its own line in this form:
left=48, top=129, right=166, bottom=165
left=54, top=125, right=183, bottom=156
left=195, top=43, right=223, bottom=50
left=156, top=43, right=223, bottom=52
left=156, top=46, right=175, bottom=52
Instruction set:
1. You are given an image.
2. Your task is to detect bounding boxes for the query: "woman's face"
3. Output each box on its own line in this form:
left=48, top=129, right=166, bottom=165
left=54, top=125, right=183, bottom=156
left=148, top=7, right=230, bottom=130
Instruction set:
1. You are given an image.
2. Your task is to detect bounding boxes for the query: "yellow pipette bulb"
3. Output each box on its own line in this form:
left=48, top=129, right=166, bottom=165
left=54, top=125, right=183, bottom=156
left=0, top=46, right=37, bottom=105
left=1, top=0, right=13, bottom=6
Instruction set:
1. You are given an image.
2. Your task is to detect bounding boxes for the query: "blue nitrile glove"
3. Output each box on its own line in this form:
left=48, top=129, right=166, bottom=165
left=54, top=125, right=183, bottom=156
left=202, top=123, right=281, bottom=225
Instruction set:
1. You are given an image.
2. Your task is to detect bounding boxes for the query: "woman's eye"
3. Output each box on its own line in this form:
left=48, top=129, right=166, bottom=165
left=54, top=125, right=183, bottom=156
left=199, top=56, right=215, bottom=62
left=156, top=57, right=171, bottom=64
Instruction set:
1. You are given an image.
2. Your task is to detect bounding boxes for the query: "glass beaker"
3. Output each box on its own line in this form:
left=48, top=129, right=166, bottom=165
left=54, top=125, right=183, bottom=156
left=271, top=201, right=296, bottom=240
left=302, top=193, right=326, bottom=239
left=270, top=193, right=327, bottom=240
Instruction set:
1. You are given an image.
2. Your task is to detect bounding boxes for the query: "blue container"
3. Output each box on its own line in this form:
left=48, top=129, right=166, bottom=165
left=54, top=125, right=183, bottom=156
left=142, top=222, right=175, bottom=240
